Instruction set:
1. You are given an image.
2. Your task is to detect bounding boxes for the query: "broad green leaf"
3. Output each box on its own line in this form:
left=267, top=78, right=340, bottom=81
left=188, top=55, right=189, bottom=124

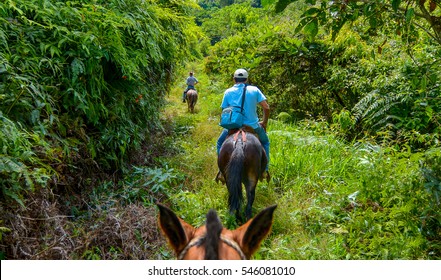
left=420, top=75, right=427, bottom=91
left=406, top=8, right=415, bottom=22
left=275, top=0, right=299, bottom=13
left=304, top=18, right=318, bottom=38
left=295, top=16, right=313, bottom=33
left=304, top=7, right=321, bottom=16
left=391, top=0, right=401, bottom=12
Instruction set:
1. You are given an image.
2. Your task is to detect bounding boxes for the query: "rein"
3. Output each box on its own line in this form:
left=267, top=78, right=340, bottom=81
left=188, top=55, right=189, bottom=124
left=178, top=234, right=247, bottom=260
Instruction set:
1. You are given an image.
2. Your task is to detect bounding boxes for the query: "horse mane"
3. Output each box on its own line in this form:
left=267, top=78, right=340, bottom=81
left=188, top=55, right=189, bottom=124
left=204, top=209, right=223, bottom=260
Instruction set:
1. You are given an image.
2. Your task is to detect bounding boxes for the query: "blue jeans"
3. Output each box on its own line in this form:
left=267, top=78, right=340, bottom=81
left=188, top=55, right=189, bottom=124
left=216, top=126, right=270, bottom=170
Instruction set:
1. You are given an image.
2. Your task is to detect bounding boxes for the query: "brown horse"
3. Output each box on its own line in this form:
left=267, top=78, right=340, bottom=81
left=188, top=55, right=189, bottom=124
left=186, top=89, right=198, bottom=113
left=216, top=128, right=269, bottom=221
left=157, top=203, right=276, bottom=260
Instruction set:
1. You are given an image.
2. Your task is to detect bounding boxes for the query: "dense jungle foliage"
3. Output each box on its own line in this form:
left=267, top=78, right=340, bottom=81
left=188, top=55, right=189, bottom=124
left=1, top=0, right=200, bottom=203
left=1, top=0, right=440, bottom=260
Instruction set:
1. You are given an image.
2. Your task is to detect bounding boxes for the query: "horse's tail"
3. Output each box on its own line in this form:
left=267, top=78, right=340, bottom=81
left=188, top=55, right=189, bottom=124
left=226, top=140, right=244, bottom=214
left=190, top=94, right=197, bottom=107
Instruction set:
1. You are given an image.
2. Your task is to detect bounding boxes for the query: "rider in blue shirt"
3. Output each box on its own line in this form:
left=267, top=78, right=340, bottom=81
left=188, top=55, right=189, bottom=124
left=183, top=72, right=199, bottom=102
left=216, top=68, right=270, bottom=180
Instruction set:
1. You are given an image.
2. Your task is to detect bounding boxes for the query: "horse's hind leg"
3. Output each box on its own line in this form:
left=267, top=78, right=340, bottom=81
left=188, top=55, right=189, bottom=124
left=245, top=181, right=257, bottom=221
left=235, top=209, right=243, bottom=224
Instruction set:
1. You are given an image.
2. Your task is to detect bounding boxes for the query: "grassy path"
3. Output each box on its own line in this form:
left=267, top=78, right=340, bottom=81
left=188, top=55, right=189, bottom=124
left=156, top=65, right=436, bottom=260
left=159, top=66, right=329, bottom=259
left=161, top=66, right=235, bottom=220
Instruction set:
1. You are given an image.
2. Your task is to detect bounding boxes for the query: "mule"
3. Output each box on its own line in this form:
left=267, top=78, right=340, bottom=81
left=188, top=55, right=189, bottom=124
left=217, top=128, right=269, bottom=221
left=186, top=89, right=198, bottom=113
left=157, top=203, right=277, bottom=260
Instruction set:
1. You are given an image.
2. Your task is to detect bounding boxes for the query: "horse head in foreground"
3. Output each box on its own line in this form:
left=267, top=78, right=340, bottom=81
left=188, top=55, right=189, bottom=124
left=157, top=204, right=277, bottom=260
left=186, top=89, right=198, bottom=113
left=217, top=128, right=270, bottom=221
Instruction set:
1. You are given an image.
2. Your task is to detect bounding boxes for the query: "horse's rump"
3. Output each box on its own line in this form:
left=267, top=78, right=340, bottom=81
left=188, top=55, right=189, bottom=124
left=218, top=130, right=268, bottom=221
left=187, top=89, right=197, bottom=97
left=186, top=89, right=198, bottom=113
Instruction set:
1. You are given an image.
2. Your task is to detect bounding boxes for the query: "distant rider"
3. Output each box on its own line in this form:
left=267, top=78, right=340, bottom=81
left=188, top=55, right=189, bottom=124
left=183, top=72, right=199, bottom=103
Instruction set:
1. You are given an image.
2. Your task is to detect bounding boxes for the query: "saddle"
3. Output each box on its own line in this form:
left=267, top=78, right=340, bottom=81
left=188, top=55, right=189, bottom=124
left=226, top=125, right=255, bottom=136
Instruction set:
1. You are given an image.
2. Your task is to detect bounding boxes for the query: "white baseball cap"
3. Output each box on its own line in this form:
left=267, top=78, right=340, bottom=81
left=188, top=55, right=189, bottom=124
left=233, top=68, right=248, bottom=79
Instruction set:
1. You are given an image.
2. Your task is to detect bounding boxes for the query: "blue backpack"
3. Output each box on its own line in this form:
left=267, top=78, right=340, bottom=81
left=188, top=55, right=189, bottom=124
left=219, top=85, right=247, bottom=130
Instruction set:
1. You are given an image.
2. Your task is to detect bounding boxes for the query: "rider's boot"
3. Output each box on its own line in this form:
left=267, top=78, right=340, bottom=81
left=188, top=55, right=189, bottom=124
left=214, top=170, right=225, bottom=184
left=260, top=170, right=271, bottom=183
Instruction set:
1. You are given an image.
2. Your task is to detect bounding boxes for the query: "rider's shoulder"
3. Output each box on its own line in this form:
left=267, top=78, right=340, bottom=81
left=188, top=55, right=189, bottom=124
left=246, top=85, right=263, bottom=94
left=225, top=86, right=238, bottom=93
left=246, top=84, right=260, bottom=90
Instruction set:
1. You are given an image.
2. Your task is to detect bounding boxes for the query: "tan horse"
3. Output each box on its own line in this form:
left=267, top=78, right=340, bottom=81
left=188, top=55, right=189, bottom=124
left=186, top=89, right=198, bottom=113
left=157, top=204, right=276, bottom=260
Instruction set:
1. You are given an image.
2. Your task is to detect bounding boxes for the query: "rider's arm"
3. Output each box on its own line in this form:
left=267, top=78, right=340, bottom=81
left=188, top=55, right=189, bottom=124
left=259, top=100, right=270, bottom=130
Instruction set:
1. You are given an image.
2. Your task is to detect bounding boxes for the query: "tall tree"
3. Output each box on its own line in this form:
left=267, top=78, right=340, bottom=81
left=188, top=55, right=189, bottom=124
left=271, top=0, right=441, bottom=45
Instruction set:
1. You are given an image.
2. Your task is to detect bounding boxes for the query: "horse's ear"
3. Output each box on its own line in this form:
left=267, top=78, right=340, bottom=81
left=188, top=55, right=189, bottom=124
left=234, top=205, right=277, bottom=259
left=157, top=204, right=194, bottom=255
